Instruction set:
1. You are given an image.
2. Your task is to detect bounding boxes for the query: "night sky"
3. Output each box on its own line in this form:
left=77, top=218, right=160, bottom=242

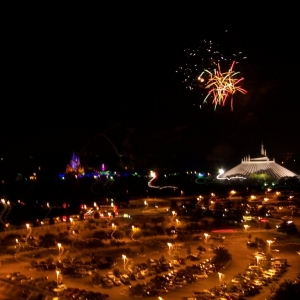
left=2, top=7, right=300, bottom=176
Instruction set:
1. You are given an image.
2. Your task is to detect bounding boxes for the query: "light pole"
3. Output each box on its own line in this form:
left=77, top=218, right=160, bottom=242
left=143, top=201, right=148, bottom=214
left=244, top=225, right=250, bottom=232
left=204, top=233, right=210, bottom=243
left=71, top=230, right=78, bottom=248
left=167, top=243, right=173, bottom=255
left=122, top=255, right=127, bottom=269
left=175, top=219, right=180, bottom=229
left=4, top=201, right=11, bottom=223
left=0, top=199, right=8, bottom=225
left=111, top=223, right=117, bottom=240
left=255, top=255, right=261, bottom=266
left=68, top=218, right=77, bottom=247
left=69, top=217, right=75, bottom=231
left=131, top=225, right=136, bottom=241
left=171, top=211, right=177, bottom=224
left=25, top=223, right=31, bottom=244
left=107, top=212, right=113, bottom=225
left=57, top=243, right=64, bottom=261
left=45, top=202, right=51, bottom=221
left=218, top=272, right=224, bottom=283
left=15, top=239, right=20, bottom=260
left=69, top=217, right=74, bottom=233
left=267, top=240, right=274, bottom=251
left=56, top=270, right=61, bottom=286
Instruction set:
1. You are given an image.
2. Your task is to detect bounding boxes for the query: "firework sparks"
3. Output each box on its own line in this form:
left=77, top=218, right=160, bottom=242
left=176, top=30, right=247, bottom=110
left=201, top=61, right=247, bottom=110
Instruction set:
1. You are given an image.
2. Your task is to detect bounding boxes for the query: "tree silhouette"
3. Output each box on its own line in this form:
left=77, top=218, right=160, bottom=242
left=213, top=247, right=232, bottom=266
left=272, top=279, right=300, bottom=300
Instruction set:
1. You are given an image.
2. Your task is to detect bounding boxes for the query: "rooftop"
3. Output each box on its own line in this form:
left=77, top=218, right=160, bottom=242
left=217, top=144, right=297, bottom=181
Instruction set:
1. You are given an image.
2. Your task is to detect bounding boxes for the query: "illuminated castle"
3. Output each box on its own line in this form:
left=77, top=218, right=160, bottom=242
left=217, top=144, right=297, bottom=181
left=66, top=152, right=84, bottom=174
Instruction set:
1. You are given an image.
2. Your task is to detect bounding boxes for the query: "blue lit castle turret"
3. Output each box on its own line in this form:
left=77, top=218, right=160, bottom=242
left=66, top=152, right=84, bottom=174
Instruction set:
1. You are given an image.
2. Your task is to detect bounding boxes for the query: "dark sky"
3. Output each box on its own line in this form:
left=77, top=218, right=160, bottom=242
left=1, top=7, right=300, bottom=174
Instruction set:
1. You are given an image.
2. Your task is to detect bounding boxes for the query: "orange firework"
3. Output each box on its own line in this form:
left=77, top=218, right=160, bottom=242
left=201, top=61, right=247, bottom=111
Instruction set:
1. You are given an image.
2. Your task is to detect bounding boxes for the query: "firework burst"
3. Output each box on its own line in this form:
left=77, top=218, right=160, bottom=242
left=176, top=30, right=247, bottom=110
left=201, top=61, right=247, bottom=111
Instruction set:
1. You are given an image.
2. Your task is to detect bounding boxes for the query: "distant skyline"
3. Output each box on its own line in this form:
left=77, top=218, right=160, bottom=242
left=2, top=8, right=300, bottom=176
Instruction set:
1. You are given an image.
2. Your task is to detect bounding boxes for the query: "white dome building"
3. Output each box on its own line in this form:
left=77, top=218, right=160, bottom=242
left=217, top=144, right=297, bottom=181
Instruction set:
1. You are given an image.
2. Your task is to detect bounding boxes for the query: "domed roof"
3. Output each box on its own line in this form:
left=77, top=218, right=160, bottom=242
left=217, top=144, right=297, bottom=181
